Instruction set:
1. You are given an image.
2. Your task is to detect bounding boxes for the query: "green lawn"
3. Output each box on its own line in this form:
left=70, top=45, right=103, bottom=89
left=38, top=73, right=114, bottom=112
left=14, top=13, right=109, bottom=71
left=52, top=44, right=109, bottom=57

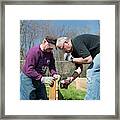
left=59, top=83, right=86, bottom=100
left=46, top=82, right=86, bottom=100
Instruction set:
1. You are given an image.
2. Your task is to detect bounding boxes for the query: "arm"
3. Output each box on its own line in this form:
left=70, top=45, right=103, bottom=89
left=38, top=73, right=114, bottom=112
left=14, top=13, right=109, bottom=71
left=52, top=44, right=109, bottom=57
left=69, top=67, right=82, bottom=81
left=23, top=49, right=42, bottom=80
left=49, top=53, right=57, bottom=76
left=64, top=53, right=92, bottom=64
left=63, top=53, right=83, bottom=81
left=72, top=55, right=92, bottom=64
left=69, top=63, right=83, bottom=81
left=60, top=64, right=83, bottom=89
left=71, top=63, right=83, bottom=80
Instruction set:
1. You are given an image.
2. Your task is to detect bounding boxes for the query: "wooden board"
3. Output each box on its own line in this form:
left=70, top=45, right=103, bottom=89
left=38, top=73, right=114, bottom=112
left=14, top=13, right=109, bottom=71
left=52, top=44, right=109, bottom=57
left=49, top=80, right=56, bottom=100
left=49, top=76, right=60, bottom=100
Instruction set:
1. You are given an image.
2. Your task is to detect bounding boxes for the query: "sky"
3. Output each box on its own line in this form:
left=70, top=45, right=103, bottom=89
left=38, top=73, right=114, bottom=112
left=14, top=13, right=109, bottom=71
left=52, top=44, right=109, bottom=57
left=32, top=20, right=100, bottom=34
left=21, top=20, right=100, bottom=49
left=51, top=20, right=100, bottom=34
left=33, top=20, right=100, bottom=45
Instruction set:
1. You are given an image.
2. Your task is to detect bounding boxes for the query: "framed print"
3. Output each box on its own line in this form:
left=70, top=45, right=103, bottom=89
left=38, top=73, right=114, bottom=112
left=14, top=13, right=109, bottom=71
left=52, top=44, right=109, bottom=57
left=0, top=0, right=120, bottom=119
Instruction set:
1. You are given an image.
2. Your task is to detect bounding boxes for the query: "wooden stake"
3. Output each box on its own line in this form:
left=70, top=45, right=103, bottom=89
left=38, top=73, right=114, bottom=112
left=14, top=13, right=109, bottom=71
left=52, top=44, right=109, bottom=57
left=49, top=75, right=60, bottom=100
left=49, top=80, right=56, bottom=100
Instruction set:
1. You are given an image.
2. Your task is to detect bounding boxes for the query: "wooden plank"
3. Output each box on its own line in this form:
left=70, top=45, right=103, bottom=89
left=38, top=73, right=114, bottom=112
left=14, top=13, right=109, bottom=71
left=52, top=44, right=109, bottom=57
left=55, top=79, right=59, bottom=100
left=75, top=78, right=87, bottom=91
left=49, top=80, right=56, bottom=100
left=49, top=75, right=60, bottom=100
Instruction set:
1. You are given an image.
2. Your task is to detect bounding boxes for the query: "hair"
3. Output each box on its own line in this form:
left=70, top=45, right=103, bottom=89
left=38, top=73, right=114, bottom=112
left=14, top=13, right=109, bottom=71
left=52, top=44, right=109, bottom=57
left=65, top=38, right=71, bottom=42
left=45, top=36, right=57, bottom=45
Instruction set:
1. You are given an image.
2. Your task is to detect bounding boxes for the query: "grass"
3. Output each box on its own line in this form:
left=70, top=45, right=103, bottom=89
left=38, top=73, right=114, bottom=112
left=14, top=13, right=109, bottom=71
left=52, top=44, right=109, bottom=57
left=59, top=83, right=86, bottom=100
left=46, top=80, right=86, bottom=100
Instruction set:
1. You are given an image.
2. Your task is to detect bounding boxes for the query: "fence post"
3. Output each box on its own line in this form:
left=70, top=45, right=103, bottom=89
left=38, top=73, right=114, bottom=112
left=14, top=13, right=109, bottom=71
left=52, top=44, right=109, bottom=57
left=49, top=76, right=60, bottom=100
left=49, top=80, right=56, bottom=100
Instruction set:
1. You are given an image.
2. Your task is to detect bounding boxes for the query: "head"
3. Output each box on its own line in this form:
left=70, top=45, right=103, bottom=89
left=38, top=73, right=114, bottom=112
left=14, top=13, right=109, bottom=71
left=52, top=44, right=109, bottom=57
left=41, top=36, right=57, bottom=52
left=56, top=37, right=72, bottom=53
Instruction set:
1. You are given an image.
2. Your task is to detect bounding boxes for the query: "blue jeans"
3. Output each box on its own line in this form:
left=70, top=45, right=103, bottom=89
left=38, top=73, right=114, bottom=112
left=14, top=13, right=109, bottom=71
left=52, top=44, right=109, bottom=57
left=20, top=72, right=48, bottom=100
left=84, top=53, right=100, bottom=100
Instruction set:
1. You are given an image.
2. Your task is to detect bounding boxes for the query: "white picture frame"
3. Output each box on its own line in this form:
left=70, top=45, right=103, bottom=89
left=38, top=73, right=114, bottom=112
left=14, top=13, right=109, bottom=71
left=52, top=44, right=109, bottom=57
left=0, top=0, right=119, bottom=119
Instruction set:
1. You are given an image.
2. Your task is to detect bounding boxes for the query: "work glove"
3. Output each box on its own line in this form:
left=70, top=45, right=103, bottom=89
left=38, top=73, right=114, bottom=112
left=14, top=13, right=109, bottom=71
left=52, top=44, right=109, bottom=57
left=50, top=75, right=60, bottom=87
left=41, top=77, right=54, bottom=87
left=64, top=53, right=74, bottom=62
left=49, top=79, right=55, bottom=87
left=60, top=77, right=73, bottom=89
left=53, top=74, right=60, bottom=80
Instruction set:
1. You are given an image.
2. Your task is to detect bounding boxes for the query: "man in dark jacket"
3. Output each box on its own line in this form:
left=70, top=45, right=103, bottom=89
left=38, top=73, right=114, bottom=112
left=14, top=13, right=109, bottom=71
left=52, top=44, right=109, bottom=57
left=56, top=34, right=100, bottom=100
left=20, top=36, right=59, bottom=100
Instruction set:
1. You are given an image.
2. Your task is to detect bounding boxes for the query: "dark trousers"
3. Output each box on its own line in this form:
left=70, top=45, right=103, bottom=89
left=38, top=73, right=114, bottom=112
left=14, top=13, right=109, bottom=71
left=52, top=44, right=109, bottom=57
left=20, top=72, right=48, bottom=100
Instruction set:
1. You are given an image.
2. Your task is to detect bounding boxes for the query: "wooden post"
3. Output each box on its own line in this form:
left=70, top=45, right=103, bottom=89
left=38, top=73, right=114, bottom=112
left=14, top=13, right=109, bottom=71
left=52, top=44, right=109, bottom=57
left=49, top=80, right=56, bottom=100
left=75, top=78, right=87, bottom=91
left=55, top=78, right=59, bottom=100
left=49, top=75, right=60, bottom=100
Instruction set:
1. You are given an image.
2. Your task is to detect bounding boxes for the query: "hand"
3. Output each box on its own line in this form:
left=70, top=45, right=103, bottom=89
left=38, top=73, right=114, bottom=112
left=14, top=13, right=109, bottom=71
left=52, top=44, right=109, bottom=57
left=41, top=77, right=45, bottom=83
left=64, top=53, right=74, bottom=62
left=49, top=79, right=54, bottom=87
left=53, top=74, right=60, bottom=80
left=60, top=77, right=73, bottom=89
left=41, top=77, right=53, bottom=83
left=41, top=77, right=55, bottom=87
